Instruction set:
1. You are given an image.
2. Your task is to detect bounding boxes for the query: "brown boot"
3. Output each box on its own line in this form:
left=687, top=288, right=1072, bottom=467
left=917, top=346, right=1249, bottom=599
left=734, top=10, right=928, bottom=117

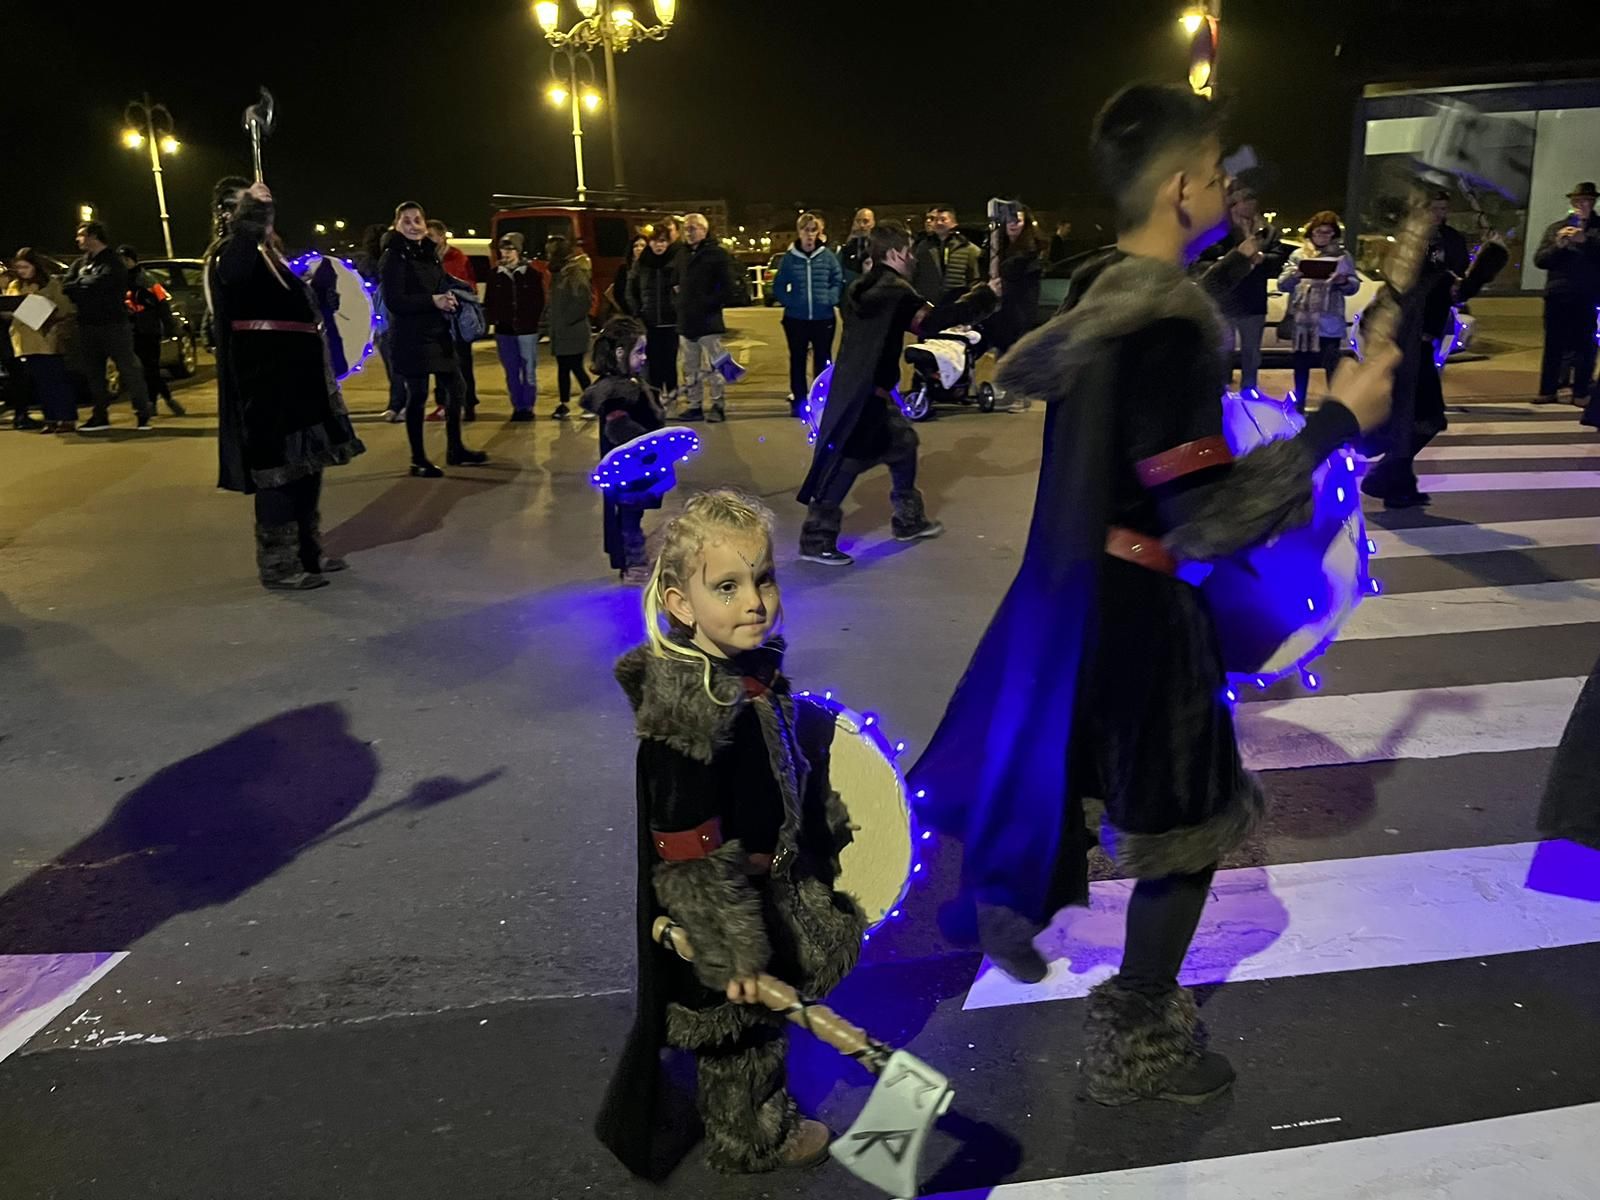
left=779, top=1119, right=831, bottom=1169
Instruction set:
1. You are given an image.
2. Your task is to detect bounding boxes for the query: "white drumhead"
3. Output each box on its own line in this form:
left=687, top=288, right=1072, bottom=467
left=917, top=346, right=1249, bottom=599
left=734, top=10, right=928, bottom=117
left=292, top=254, right=376, bottom=381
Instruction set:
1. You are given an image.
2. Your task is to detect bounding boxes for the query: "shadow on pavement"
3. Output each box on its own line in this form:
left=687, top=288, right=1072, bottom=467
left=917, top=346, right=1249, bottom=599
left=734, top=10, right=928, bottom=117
left=325, top=474, right=507, bottom=557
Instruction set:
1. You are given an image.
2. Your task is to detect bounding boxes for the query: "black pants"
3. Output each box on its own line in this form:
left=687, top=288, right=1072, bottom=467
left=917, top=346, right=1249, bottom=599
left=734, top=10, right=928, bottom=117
left=645, top=325, right=679, bottom=397
left=1366, top=336, right=1445, bottom=500
left=253, top=471, right=324, bottom=576
left=1118, top=864, right=1217, bottom=996
left=454, top=339, right=479, bottom=411
left=1291, top=336, right=1343, bottom=411
left=133, top=331, right=173, bottom=407
left=782, top=317, right=834, bottom=404
left=76, top=321, right=150, bottom=421
left=1539, top=295, right=1598, bottom=398
left=402, top=370, right=465, bottom=465
left=556, top=353, right=591, bottom=408
left=800, top=409, right=928, bottom=551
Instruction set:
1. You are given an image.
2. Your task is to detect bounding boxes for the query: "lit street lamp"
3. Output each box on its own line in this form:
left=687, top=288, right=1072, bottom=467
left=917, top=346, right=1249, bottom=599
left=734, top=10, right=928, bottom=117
left=545, top=46, right=604, bottom=202
left=533, top=0, right=676, bottom=193
left=122, top=93, right=181, bottom=257
left=1179, top=3, right=1221, bottom=96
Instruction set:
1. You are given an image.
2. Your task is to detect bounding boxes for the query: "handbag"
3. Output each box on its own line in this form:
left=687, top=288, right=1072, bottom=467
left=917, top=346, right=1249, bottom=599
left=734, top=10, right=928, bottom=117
left=447, top=281, right=487, bottom=343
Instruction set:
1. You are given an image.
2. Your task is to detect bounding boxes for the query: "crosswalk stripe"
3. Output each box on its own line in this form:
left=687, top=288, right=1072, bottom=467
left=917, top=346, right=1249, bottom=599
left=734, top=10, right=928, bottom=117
left=961, top=840, right=1600, bottom=1011
left=1437, top=420, right=1593, bottom=437
left=1343, top=580, right=1600, bottom=640
left=1414, top=471, right=1600, bottom=492
left=932, top=1101, right=1600, bottom=1197
left=1369, top=517, right=1600, bottom=558
left=1236, top=676, right=1584, bottom=771
left=0, top=953, right=128, bottom=1064
left=1421, top=442, right=1600, bottom=459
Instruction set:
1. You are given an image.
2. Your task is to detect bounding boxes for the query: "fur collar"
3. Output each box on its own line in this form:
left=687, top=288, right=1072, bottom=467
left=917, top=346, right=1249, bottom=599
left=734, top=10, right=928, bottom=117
left=995, top=252, right=1224, bottom=404
left=614, top=638, right=787, bottom=764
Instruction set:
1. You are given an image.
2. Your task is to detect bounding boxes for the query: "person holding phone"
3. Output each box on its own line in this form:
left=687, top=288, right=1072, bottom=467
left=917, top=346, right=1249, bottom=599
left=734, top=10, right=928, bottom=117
left=1192, top=182, right=1289, bottom=394
left=1278, top=211, right=1359, bottom=411
left=1533, top=182, right=1600, bottom=420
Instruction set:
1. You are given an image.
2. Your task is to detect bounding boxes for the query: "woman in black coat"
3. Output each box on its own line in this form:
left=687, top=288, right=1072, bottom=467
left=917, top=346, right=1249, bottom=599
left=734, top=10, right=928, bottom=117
left=379, top=201, right=485, bottom=476
left=625, top=228, right=683, bottom=405
left=207, top=177, right=365, bottom=590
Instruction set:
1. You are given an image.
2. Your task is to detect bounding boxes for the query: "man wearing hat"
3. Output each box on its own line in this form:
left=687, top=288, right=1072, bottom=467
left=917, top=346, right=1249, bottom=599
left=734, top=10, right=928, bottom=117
left=485, top=231, right=546, bottom=422
left=1533, top=182, right=1600, bottom=421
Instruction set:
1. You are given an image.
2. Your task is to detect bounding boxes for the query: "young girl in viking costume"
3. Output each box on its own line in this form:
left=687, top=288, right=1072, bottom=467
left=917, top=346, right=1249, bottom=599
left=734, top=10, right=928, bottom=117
left=580, top=315, right=665, bottom=586
left=596, top=490, right=866, bottom=1178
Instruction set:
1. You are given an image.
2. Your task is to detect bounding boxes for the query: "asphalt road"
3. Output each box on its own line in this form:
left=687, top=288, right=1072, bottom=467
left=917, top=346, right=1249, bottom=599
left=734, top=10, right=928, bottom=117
left=3, top=307, right=1599, bottom=1198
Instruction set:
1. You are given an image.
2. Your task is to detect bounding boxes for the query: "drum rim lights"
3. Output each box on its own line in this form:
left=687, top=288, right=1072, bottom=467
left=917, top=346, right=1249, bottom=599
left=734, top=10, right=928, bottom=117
left=287, top=252, right=380, bottom=383
left=589, top=427, right=702, bottom=492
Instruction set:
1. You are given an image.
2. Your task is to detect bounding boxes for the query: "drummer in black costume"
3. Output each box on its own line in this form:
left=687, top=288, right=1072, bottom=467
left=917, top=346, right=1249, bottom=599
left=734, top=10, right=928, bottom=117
left=911, top=85, right=1398, bottom=1105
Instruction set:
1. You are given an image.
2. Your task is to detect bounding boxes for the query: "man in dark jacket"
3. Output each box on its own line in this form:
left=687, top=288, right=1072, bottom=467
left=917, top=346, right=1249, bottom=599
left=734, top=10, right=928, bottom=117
left=65, top=220, right=151, bottom=431
left=627, top=226, right=683, bottom=407
left=911, top=206, right=983, bottom=302
left=485, top=232, right=546, bottom=421
left=1533, top=182, right=1600, bottom=418
left=837, top=207, right=875, bottom=287
left=796, top=220, right=995, bottom=566
left=119, top=244, right=185, bottom=417
left=674, top=212, right=743, bottom=422
left=1190, top=183, right=1287, bottom=393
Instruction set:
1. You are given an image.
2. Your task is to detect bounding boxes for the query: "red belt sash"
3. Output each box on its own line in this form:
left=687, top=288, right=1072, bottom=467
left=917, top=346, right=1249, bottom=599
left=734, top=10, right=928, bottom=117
left=230, top=320, right=320, bottom=334
left=1110, top=435, right=1236, bottom=578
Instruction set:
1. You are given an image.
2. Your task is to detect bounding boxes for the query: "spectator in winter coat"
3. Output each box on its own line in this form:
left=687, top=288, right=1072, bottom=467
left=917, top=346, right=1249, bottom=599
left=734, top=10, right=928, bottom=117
left=612, top=235, right=647, bottom=317
left=987, top=206, right=1044, bottom=357
left=838, top=207, right=875, bottom=287
left=626, top=226, right=684, bottom=406
left=543, top=235, right=593, bottom=420
left=485, top=232, right=547, bottom=421
left=64, top=219, right=151, bottom=431
left=1191, top=183, right=1289, bottom=394
left=4, top=247, right=77, bottom=430
left=674, top=213, right=744, bottom=422
left=772, top=212, right=844, bottom=417
left=911, top=206, right=982, bottom=303
left=428, top=220, right=479, bottom=419
left=1277, top=211, right=1359, bottom=411
left=380, top=200, right=487, bottom=475
left=119, top=245, right=184, bottom=417
left=1533, top=181, right=1600, bottom=418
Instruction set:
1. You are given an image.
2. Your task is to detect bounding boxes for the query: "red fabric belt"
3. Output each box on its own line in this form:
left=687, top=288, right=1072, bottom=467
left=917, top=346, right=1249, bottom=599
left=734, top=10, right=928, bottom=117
left=1135, top=435, right=1234, bottom=488
left=604, top=410, right=629, bottom=422
left=230, top=320, right=320, bottom=334
left=653, top=817, right=724, bottom=862
left=1105, top=526, right=1179, bottom=577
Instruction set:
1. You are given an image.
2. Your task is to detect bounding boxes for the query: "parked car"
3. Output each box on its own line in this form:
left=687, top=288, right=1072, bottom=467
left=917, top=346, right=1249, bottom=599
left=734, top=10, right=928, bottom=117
left=134, top=258, right=212, bottom=349
left=760, top=253, right=784, bottom=305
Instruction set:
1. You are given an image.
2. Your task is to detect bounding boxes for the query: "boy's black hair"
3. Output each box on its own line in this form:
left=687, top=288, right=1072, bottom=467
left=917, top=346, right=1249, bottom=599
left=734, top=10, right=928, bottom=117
left=76, top=220, right=110, bottom=244
left=591, top=314, right=646, bottom=377
left=1091, top=83, right=1223, bottom=232
left=867, top=220, right=911, bottom=263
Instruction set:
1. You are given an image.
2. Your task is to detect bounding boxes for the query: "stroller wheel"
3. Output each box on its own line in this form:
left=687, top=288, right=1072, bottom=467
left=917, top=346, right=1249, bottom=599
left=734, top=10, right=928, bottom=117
left=978, top=382, right=997, bottom=413
left=904, top=386, right=932, bottom=422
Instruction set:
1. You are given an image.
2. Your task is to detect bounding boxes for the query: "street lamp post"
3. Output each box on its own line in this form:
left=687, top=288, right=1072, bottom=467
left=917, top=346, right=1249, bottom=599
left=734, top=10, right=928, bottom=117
left=546, top=46, right=604, bottom=203
left=122, top=93, right=180, bottom=257
left=533, top=0, right=676, bottom=194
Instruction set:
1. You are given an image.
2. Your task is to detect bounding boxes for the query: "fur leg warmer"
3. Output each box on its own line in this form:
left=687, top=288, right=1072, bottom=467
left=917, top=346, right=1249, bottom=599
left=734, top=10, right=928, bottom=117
left=890, top=488, right=930, bottom=537
left=298, top=511, right=325, bottom=575
left=799, top=504, right=843, bottom=555
left=695, top=1025, right=797, bottom=1174
left=652, top=841, right=771, bottom=993
left=1081, top=976, right=1202, bottom=1105
left=255, top=522, right=304, bottom=584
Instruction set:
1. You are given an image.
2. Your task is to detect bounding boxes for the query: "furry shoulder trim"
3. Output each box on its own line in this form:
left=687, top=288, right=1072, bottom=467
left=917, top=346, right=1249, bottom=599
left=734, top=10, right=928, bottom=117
left=614, top=639, right=787, bottom=764
left=996, top=254, right=1223, bottom=404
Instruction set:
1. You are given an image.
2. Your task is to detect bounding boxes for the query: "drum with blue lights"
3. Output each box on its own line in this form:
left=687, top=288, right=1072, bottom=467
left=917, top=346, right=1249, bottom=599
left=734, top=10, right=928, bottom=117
left=795, top=691, right=917, bottom=935
left=590, top=427, right=701, bottom=500
left=286, top=253, right=377, bottom=382
left=1203, top=390, right=1375, bottom=691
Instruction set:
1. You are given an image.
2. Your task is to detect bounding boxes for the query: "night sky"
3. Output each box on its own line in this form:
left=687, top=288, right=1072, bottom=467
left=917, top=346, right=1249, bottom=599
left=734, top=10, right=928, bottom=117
left=6, top=0, right=1592, bottom=257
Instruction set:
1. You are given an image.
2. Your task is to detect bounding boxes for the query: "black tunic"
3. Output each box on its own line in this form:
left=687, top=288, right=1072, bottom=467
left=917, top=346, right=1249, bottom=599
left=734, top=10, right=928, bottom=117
left=208, top=196, right=364, bottom=495
left=380, top=235, right=457, bottom=377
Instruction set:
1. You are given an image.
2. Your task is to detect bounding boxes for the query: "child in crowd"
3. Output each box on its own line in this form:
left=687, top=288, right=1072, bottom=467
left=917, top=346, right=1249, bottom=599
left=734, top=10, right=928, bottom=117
left=595, top=490, right=865, bottom=1178
left=580, top=316, right=666, bottom=585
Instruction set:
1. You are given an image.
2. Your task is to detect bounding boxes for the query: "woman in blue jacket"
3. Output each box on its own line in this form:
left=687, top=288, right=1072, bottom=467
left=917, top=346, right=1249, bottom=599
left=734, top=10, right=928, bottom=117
left=771, top=212, right=843, bottom=418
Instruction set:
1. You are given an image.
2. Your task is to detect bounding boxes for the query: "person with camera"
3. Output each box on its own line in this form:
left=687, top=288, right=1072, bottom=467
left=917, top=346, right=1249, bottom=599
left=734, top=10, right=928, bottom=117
left=1277, top=211, right=1359, bottom=411
left=1192, top=182, right=1288, bottom=395
left=987, top=203, right=1044, bottom=356
left=1533, top=181, right=1600, bottom=419
left=380, top=201, right=487, bottom=476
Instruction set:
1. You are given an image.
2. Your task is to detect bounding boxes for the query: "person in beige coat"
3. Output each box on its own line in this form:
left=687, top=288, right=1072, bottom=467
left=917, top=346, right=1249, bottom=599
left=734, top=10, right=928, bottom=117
left=5, top=248, right=78, bottom=431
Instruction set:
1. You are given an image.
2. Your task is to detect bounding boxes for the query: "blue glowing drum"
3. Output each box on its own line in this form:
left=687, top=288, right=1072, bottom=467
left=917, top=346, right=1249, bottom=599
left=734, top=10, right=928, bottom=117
left=1203, top=391, right=1372, bottom=689
left=590, top=427, right=702, bottom=500
left=287, top=254, right=377, bottom=382
left=796, top=691, right=916, bottom=933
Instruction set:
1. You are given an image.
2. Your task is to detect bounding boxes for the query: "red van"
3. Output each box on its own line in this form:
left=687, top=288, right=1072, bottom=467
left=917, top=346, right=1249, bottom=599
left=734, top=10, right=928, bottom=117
left=489, top=203, right=675, bottom=317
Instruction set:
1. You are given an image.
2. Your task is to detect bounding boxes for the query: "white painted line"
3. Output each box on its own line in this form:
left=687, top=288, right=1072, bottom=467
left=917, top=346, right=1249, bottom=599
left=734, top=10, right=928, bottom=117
left=1236, top=676, right=1585, bottom=772
left=1421, top=442, right=1600, bottom=459
left=936, top=1101, right=1600, bottom=1198
left=0, top=952, right=128, bottom=1063
left=1369, top=518, right=1600, bottom=558
left=1342, top=580, right=1600, bottom=640
left=963, top=841, right=1600, bottom=1011
left=1413, top=471, right=1600, bottom=492
left=1436, top=420, right=1593, bottom=437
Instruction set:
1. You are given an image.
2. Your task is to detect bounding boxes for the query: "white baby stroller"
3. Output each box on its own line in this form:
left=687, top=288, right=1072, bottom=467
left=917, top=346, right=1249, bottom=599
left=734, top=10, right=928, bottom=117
left=902, top=327, right=999, bottom=422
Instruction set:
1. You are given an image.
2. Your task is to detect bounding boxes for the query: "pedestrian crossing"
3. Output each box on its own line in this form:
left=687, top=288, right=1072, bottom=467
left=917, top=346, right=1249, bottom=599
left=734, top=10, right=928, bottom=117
left=940, top=406, right=1600, bottom=1197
